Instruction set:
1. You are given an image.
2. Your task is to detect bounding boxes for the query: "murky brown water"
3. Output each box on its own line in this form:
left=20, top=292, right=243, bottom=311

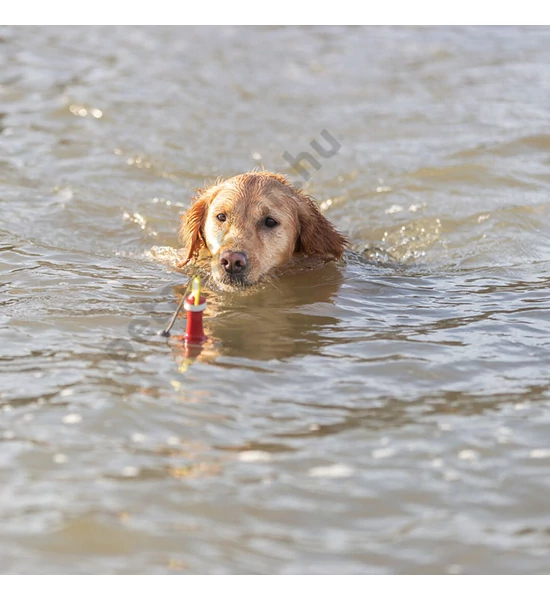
left=2, top=25, right=550, bottom=574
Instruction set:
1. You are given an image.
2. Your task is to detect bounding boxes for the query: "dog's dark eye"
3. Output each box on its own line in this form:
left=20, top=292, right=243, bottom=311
left=216, top=213, right=227, bottom=222
left=264, top=217, right=279, bottom=228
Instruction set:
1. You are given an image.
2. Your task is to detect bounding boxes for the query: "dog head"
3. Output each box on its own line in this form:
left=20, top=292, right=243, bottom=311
left=178, top=171, right=347, bottom=290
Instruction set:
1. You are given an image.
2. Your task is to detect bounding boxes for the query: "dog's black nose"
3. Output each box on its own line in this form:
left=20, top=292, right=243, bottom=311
left=220, top=251, right=248, bottom=274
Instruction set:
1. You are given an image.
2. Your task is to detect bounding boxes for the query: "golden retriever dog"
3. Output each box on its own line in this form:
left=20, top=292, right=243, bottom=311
left=177, top=171, right=348, bottom=290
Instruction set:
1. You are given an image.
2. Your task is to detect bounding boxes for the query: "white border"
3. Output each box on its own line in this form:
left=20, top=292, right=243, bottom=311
left=3, top=1, right=550, bottom=26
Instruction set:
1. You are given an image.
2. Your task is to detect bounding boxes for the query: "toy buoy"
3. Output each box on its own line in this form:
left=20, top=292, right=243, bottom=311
left=182, top=276, right=207, bottom=343
left=160, top=275, right=208, bottom=344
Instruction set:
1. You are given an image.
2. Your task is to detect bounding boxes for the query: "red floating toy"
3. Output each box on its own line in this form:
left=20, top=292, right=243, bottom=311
left=183, top=276, right=207, bottom=344
left=160, top=275, right=208, bottom=345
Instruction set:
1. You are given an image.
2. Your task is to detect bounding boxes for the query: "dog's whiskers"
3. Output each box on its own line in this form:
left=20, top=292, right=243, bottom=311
left=263, top=273, right=282, bottom=294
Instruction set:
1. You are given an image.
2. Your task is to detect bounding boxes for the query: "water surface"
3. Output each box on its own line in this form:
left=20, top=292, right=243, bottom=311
left=2, top=26, right=550, bottom=574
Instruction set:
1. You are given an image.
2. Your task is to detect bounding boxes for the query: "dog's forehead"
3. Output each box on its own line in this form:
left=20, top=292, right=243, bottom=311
left=213, top=182, right=294, bottom=214
left=232, top=174, right=292, bottom=196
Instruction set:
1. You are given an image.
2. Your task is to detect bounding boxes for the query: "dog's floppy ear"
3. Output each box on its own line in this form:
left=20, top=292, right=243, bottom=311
left=262, top=172, right=348, bottom=258
left=295, top=193, right=348, bottom=259
left=178, top=184, right=221, bottom=267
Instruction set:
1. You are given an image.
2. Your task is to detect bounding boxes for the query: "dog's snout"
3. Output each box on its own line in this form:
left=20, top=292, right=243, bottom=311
left=220, top=251, right=248, bottom=274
